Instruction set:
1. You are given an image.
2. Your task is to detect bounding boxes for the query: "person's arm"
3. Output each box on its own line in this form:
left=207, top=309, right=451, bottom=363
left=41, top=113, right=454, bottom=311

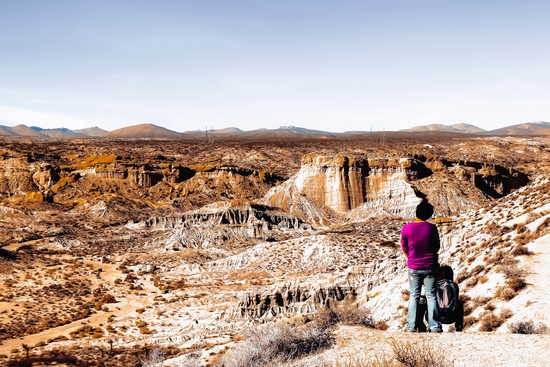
left=431, top=225, right=441, bottom=253
left=401, top=231, right=409, bottom=259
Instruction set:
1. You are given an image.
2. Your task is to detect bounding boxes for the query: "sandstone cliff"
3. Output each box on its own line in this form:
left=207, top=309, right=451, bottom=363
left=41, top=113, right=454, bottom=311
left=263, top=154, right=528, bottom=221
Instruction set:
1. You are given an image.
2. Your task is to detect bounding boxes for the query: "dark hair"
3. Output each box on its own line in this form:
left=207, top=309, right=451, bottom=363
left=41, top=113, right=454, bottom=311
left=415, top=201, right=434, bottom=221
left=439, top=265, right=454, bottom=280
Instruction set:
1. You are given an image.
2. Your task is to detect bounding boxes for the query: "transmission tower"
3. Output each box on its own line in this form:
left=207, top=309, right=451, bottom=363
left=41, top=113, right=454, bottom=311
left=205, top=125, right=214, bottom=144
left=380, top=127, right=386, bottom=145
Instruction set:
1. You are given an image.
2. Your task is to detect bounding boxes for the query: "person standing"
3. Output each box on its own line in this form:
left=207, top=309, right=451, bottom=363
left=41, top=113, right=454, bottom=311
left=401, top=200, right=442, bottom=332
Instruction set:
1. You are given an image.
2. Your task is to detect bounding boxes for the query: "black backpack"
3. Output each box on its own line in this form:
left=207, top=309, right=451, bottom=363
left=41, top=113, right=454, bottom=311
left=436, top=279, right=458, bottom=314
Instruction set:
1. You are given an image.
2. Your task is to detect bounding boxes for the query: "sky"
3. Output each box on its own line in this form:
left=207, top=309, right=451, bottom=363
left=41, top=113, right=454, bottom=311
left=0, top=0, right=549, bottom=133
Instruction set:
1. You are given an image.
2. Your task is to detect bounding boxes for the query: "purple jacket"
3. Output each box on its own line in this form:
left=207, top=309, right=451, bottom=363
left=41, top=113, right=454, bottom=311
left=401, top=221, right=440, bottom=270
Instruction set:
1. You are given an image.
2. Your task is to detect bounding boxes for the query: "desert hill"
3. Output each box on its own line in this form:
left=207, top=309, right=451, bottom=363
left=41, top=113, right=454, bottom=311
left=0, top=125, right=17, bottom=135
left=484, top=121, right=550, bottom=135
left=0, top=135, right=549, bottom=365
left=401, top=123, right=486, bottom=134
left=103, top=123, right=182, bottom=138
left=74, top=126, right=108, bottom=137
left=10, top=124, right=44, bottom=137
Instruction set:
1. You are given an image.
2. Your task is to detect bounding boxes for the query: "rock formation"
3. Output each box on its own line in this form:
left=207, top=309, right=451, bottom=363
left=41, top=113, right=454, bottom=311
left=264, top=154, right=528, bottom=220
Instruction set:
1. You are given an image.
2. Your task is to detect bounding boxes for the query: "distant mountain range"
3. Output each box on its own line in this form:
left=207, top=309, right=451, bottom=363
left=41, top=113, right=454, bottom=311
left=0, top=122, right=549, bottom=139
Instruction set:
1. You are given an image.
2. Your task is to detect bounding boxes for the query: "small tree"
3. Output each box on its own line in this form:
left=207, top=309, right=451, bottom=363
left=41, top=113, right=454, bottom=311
left=22, top=343, right=30, bottom=360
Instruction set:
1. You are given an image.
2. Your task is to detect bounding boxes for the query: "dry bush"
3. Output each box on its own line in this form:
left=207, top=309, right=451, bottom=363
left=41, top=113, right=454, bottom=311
left=334, top=338, right=453, bottom=367
left=536, top=216, right=550, bottom=233
left=497, top=264, right=525, bottom=279
left=316, top=303, right=377, bottom=329
left=389, top=338, right=454, bottom=367
left=484, top=221, right=500, bottom=235
left=0, top=260, right=13, bottom=274
left=515, top=231, right=540, bottom=246
left=486, top=250, right=505, bottom=264
left=463, top=315, right=477, bottom=329
left=469, top=295, right=490, bottom=308
left=465, top=277, right=478, bottom=287
left=514, top=222, right=526, bottom=234
left=455, top=272, right=468, bottom=284
left=478, top=309, right=513, bottom=332
left=215, top=323, right=334, bottom=367
left=511, top=244, right=533, bottom=256
left=508, top=320, right=549, bottom=334
left=494, top=265, right=527, bottom=299
left=470, top=264, right=485, bottom=275
left=495, top=286, right=516, bottom=301
left=459, top=294, right=473, bottom=316
left=506, top=276, right=527, bottom=292
left=174, top=350, right=202, bottom=367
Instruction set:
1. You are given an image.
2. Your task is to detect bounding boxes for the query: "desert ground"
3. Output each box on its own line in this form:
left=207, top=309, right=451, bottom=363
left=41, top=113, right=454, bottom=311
left=0, top=135, right=549, bottom=366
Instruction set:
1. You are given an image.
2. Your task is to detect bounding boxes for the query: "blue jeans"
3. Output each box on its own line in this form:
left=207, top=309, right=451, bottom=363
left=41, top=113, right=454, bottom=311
left=407, top=269, right=441, bottom=331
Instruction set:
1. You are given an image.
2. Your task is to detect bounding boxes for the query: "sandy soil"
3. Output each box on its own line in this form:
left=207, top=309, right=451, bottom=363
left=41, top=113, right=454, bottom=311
left=325, top=326, right=550, bottom=367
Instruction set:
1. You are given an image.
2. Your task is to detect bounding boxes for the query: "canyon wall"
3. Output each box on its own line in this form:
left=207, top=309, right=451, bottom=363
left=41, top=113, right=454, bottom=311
left=264, top=154, right=528, bottom=220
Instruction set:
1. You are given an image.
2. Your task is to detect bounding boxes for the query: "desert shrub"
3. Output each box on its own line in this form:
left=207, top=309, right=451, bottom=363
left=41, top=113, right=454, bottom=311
left=486, top=250, right=505, bottom=264
left=374, top=320, right=389, bottom=331
left=389, top=339, right=454, bottom=367
left=508, top=320, right=549, bottom=334
left=497, top=264, right=524, bottom=278
left=459, top=295, right=473, bottom=316
left=316, top=303, right=376, bottom=328
left=493, top=265, right=527, bottom=301
left=214, top=323, right=334, bottom=367
left=174, top=350, right=202, bottom=367
left=511, top=244, right=532, bottom=256
left=334, top=338, right=454, bottom=366
left=495, top=286, right=517, bottom=301
left=389, top=338, right=454, bottom=367
left=140, top=347, right=165, bottom=367
left=455, top=272, right=468, bottom=284
left=506, top=276, right=526, bottom=292
left=515, top=223, right=526, bottom=234
left=478, top=309, right=513, bottom=332
left=0, top=260, right=13, bottom=274
left=463, top=315, right=477, bottom=329
left=466, top=277, right=478, bottom=287
left=470, top=264, right=485, bottom=275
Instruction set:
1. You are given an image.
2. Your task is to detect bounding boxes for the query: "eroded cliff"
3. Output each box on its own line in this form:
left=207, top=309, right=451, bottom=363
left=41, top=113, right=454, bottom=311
left=264, top=154, right=528, bottom=220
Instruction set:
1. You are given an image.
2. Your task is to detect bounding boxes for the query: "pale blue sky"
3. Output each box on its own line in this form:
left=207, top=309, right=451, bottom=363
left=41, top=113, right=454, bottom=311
left=0, top=0, right=549, bottom=132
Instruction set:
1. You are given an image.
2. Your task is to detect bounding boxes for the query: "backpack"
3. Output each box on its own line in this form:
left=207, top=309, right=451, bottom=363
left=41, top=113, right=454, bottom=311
left=436, top=279, right=458, bottom=314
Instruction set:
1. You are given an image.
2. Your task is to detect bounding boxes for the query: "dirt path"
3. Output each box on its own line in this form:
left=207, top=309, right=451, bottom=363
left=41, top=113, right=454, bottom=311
left=0, top=295, right=147, bottom=354
left=521, top=232, right=550, bottom=324
left=0, top=258, right=158, bottom=355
